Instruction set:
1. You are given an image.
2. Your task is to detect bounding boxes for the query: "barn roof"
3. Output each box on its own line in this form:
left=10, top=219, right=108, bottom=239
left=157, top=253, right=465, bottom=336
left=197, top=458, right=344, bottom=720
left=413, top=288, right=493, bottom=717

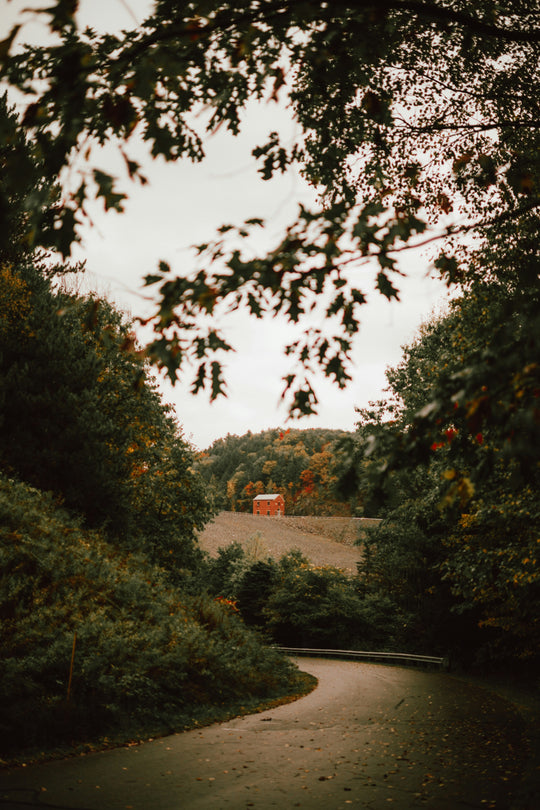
left=253, top=493, right=283, bottom=501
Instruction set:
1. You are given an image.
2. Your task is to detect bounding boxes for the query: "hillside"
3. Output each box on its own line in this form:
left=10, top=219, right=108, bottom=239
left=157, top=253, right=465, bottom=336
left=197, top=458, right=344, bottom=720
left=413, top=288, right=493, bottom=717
left=197, top=512, right=380, bottom=572
left=195, top=427, right=359, bottom=515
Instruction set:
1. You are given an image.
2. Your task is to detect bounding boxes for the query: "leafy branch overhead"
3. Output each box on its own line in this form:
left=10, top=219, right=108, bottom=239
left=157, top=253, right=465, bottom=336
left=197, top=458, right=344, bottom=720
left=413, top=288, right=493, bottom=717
left=1, top=0, right=539, bottom=418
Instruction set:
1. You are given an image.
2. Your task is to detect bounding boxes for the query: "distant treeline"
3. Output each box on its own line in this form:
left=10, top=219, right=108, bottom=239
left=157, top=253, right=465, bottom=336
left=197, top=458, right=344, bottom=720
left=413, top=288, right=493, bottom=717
left=194, top=428, right=363, bottom=515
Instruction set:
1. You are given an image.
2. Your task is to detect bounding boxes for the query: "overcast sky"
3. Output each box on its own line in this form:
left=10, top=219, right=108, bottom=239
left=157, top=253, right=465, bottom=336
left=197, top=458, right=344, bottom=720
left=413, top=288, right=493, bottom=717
left=4, top=0, right=452, bottom=450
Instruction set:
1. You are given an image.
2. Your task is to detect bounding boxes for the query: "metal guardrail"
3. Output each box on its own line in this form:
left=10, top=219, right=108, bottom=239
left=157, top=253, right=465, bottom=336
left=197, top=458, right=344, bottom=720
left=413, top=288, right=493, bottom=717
left=277, top=646, right=450, bottom=671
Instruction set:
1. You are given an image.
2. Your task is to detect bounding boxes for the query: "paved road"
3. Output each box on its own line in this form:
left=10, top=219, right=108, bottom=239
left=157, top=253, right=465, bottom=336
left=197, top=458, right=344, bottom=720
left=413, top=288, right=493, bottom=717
left=0, top=658, right=529, bottom=809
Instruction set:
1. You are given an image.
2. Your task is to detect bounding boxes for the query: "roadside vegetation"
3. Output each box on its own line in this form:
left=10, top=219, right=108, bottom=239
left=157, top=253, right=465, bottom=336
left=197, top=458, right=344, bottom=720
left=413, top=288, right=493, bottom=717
left=0, top=474, right=312, bottom=764
left=200, top=543, right=401, bottom=651
left=0, top=263, right=312, bottom=763
left=347, top=280, right=540, bottom=669
left=0, top=100, right=312, bottom=762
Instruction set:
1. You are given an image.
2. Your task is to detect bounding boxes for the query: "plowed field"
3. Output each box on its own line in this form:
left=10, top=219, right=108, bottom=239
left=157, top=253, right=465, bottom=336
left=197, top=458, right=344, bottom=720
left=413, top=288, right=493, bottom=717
left=196, top=512, right=379, bottom=572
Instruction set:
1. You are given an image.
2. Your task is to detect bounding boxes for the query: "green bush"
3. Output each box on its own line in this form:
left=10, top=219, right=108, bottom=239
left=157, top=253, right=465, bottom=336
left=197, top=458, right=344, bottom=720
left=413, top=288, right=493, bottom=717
left=197, top=541, right=247, bottom=598
left=358, top=504, right=485, bottom=659
left=237, top=559, right=280, bottom=626
left=261, top=551, right=400, bottom=648
left=0, top=475, right=299, bottom=757
left=202, top=545, right=400, bottom=651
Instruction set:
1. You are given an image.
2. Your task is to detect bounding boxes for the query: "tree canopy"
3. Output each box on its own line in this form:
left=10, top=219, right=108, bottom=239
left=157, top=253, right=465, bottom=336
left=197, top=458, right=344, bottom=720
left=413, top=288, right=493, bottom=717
left=2, top=0, right=538, bottom=426
left=350, top=278, right=540, bottom=664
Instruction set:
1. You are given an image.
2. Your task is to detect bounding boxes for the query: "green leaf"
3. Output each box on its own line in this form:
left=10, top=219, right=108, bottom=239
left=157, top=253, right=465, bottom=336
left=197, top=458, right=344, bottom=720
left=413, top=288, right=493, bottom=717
left=375, top=271, right=399, bottom=299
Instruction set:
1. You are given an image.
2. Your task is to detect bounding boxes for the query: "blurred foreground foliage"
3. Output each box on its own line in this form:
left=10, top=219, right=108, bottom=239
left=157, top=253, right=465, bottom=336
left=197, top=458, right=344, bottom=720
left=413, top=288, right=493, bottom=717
left=1, top=1, right=538, bottom=421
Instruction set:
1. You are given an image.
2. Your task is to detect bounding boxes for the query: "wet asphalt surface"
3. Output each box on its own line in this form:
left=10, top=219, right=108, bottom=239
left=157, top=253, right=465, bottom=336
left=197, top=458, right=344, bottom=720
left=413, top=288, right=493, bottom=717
left=0, top=658, right=532, bottom=809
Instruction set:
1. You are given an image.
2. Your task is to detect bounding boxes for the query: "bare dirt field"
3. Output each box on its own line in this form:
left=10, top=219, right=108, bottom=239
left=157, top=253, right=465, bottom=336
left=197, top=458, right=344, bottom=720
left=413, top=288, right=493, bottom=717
left=196, top=512, right=380, bottom=572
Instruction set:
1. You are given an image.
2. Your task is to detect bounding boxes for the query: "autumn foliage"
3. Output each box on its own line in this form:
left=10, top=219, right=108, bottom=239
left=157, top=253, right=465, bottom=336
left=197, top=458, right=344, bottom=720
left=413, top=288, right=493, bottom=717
left=195, top=427, right=360, bottom=516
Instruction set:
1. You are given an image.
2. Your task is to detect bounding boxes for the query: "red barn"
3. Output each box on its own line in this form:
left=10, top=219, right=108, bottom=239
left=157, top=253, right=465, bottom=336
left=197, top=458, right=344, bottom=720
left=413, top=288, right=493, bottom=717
left=253, top=493, right=285, bottom=516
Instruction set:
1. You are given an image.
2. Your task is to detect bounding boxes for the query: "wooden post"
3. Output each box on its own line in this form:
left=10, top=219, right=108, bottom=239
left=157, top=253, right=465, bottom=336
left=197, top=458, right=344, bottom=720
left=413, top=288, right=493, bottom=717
left=67, top=630, right=77, bottom=702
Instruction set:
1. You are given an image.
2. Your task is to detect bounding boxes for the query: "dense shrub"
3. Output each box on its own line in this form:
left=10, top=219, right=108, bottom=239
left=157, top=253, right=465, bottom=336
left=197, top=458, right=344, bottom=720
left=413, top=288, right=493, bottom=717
left=201, top=546, right=400, bottom=650
left=236, top=560, right=280, bottom=627
left=0, top=475, right=300, bottom=757
left=350, top=281, right=540, bottom=668
left=359, top=512, right=485, bottom=660
left=261, top=552, right=400, bottom=649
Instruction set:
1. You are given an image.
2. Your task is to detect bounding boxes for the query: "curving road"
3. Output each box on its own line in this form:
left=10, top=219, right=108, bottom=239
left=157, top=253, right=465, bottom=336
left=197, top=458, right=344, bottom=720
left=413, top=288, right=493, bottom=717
left=0, top=658, right=529, bottom=809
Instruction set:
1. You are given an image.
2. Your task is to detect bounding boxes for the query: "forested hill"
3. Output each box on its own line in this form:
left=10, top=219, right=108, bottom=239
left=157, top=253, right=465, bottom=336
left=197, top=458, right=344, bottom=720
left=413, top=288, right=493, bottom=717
left=194, top=428, right=358, bottom=515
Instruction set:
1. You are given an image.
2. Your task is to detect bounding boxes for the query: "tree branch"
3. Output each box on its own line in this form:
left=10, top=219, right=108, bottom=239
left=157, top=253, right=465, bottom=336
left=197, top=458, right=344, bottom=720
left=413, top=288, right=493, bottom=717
left=394, top=119, right=540, bottom=134
left=377, top=0, right=540, bottom=44
left=327, top=199, right=540, bottom=266
left=120, top=0, right=540, bottom=65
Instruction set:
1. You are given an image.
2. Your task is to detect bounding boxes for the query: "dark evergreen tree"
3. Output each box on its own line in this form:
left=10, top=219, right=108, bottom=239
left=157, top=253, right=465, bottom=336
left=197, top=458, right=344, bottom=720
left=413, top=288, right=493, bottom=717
left=0, top=261, right=212, bottom=575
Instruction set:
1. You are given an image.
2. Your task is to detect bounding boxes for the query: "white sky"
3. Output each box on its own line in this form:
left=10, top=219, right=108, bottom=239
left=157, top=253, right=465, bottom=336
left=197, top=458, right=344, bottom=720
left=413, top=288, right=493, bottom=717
left=2, top=0, right=453, bottom=450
